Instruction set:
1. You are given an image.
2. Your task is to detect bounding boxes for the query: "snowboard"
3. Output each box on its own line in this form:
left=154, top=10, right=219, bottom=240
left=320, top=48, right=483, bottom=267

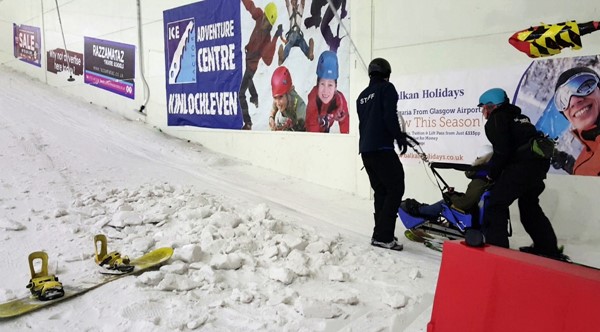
left=0, top=247, right=173, bottom=319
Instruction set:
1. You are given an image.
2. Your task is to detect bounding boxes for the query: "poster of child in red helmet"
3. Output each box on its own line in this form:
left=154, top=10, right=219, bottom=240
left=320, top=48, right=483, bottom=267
left=268, top=66, right=306, bottom=131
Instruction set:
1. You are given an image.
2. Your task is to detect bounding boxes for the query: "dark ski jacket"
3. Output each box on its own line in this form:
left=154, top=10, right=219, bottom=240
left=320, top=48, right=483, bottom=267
left=450, top=153, right=493, bottom=212
left=484, top=103, right=542, bottom=180
left=356, top=77, right=404, bottom=153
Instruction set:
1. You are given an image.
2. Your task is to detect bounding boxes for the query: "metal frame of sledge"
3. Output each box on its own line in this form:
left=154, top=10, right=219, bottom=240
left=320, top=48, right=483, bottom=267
left=397, top=139, right=490, bottom=240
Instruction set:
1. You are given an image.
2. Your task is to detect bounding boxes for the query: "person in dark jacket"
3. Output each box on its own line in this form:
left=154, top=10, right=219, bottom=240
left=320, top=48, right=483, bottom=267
left=478, top=88, right=563, bottom=259
left=357, top=58, right=408, bottom=251
left=404, top=145, right=494, bottom=218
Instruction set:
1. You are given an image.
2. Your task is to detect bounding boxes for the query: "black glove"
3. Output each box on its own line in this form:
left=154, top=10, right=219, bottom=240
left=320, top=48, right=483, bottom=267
left=442, top=191, right=453, bottom=204
left=551, top=149, right=575, bottom=174
left=404, top=134, right=419, bottom=147
left=396, top=137, right=408, bottom=155
left=274, top=24, right=283, bottom=38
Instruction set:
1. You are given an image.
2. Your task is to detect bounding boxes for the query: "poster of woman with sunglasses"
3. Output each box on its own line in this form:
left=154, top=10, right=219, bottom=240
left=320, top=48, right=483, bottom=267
left=513, top=55, right=600, bottom=176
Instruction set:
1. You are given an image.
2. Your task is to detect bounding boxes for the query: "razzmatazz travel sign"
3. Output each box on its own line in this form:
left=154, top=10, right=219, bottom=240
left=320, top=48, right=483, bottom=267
left=163, top=0, right=243, bottom=129
left=83, top=37, right=136, bottom=99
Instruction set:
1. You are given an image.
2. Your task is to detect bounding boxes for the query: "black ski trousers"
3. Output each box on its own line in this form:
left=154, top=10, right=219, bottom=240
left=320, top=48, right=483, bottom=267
left=361, top=150, right=405, bottom=243
left=482, top=159, right=559, bottom=255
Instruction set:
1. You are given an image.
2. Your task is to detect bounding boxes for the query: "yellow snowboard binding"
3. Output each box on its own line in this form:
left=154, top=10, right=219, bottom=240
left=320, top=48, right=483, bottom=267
left=94, top=234, right=134, bottom=273
left=26, top=252, right=65, bottom=301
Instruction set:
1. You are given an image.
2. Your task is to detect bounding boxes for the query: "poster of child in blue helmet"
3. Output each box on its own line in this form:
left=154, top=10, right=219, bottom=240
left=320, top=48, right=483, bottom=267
left=305, top=50, right=349, bottom=133
left=513, top=55, right=600, bottom=176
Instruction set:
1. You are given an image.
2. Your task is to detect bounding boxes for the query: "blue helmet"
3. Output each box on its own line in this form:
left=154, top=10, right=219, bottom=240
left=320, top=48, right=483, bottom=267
left=477, top=88, right=508, bottom=107
left=316, top=51, right=339, bottom=80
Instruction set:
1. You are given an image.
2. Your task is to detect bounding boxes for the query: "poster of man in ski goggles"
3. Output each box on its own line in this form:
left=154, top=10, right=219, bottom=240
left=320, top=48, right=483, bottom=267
left=515, top=55, right=600, bottom=176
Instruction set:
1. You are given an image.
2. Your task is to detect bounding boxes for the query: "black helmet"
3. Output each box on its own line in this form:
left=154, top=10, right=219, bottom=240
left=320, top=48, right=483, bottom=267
left=368, top=58, right=391, bottom=78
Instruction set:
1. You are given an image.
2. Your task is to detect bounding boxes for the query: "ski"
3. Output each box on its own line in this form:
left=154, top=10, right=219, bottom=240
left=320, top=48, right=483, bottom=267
left=519, top=246, right=600, bottom=271
left=424, top=240, right=444, bottom=252
left=404, top=229, right=426, bottom=243
left=0, top=235, right=173, bottom=319
left=404, top=229, right=445, bottom=252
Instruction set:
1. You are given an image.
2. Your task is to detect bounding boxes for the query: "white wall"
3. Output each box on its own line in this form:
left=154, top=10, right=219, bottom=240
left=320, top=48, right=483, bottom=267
left=2, top=0, right=600, bottom=241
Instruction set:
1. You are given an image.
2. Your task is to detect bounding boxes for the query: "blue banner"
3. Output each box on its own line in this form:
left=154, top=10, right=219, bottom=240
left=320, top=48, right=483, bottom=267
left=163, top=0, right=243, bottom=129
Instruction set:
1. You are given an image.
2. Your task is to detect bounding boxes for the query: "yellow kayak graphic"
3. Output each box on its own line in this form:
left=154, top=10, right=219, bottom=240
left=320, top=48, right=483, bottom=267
left=509, top=20, right=600, bottom=58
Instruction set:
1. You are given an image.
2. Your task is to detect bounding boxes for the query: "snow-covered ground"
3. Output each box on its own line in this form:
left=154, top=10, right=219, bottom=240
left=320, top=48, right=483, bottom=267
left=0, top=66, right=443, bottom=331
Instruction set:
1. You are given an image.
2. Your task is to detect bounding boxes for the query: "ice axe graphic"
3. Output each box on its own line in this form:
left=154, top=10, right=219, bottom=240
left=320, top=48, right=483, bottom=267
left=509, top=20, right=600, bottom=58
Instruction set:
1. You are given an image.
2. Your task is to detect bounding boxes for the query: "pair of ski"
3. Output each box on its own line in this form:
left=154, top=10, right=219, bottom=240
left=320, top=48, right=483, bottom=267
left=406, top=229, right=600, bottom=272
left=0, top=235, right=173, bottom=319
left=404, top=228, right=445, bottom=252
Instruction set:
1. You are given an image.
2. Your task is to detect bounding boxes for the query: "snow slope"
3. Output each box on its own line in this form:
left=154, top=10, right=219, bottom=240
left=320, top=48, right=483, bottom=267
left=0, top=66, right=441, bottom=331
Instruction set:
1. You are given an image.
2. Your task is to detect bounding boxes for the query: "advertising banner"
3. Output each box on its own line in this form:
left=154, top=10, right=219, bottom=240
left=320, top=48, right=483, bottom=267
left=163, top=0, right=242, bottom=129
left=84, top=37, right=136, bottom=99
left=395, top=55, right=600, bottom=177
left=163, top=0, right=351, bottom=132
left=47, top=48, right=84, bottom=76
left=13, top=24, right=42, bottom=67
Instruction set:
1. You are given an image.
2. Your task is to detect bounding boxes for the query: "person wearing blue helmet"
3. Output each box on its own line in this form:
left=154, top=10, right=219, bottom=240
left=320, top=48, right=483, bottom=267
left=305, top=51, right=349, bottom=133
left=477, top=88, right=565, bottom=260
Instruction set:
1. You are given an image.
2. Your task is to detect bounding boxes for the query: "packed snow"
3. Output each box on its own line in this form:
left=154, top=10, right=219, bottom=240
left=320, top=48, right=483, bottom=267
left=0, top=66, right=442, bottom=331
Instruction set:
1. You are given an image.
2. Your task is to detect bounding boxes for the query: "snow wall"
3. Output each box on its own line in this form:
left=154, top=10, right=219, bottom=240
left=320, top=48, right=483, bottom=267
left=1, top=0, right=600, bottom=243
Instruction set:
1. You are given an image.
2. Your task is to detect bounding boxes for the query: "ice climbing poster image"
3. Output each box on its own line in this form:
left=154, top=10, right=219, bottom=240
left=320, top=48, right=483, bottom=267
left=163, top=0, right=351, bottom=132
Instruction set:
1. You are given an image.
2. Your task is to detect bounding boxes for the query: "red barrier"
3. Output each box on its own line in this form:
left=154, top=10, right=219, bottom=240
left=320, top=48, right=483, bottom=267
left=427, top=240, right=600, bottom=332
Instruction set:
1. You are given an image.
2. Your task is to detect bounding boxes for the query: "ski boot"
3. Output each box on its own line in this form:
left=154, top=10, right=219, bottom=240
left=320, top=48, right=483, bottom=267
left=94, top=234, right=134, bottom=273
left=308, top=38, right=314, bottom=61
left=26, top=251, right=65, bottom=301
left=304, top=15, right=321, bottom=29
